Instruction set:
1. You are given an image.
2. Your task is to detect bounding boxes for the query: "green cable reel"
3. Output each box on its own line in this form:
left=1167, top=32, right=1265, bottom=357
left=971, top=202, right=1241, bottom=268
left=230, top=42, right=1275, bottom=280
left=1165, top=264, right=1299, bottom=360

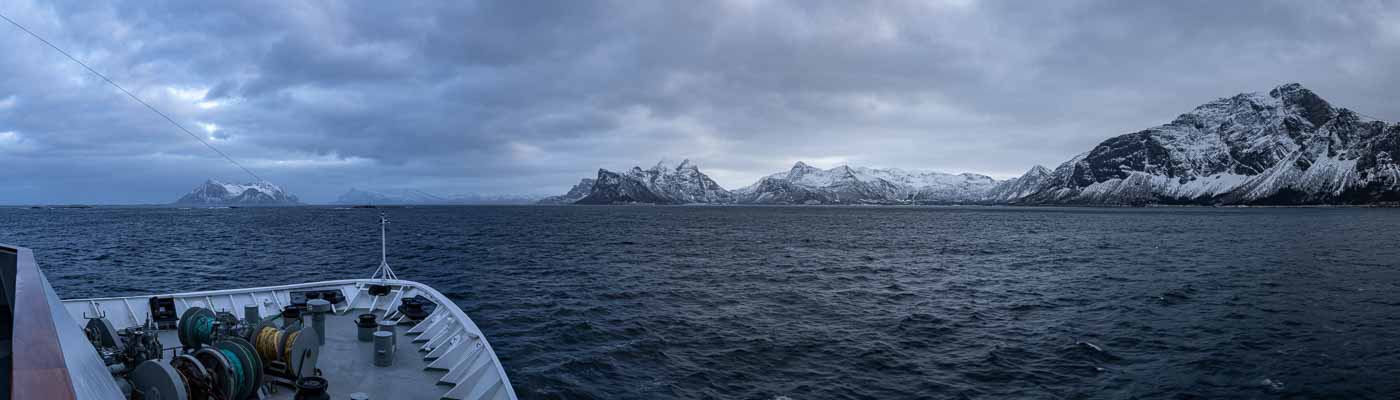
left=177, top=307, right=219, bottom=350
left=215, top=337, right=263, bottom=400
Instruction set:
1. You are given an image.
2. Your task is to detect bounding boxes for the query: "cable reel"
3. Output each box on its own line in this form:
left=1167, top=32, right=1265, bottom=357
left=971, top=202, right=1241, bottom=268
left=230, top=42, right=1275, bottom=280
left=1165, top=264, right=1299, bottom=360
left=253, top=318, right=320, bottom=379
left=131, top=360, right=187, bottom=400
left=192, top=349, right=234, bottom=400
left=170, top=354, right=214, bottom=400
left=178, top=307, right=220, bottom=350
left=85, top=315, right=121, bottom=348
left=130, top=339, right=259, bottom=400
left=151, top=306, right=266, bottom=399
left=214, top=338, right=263, bottom=400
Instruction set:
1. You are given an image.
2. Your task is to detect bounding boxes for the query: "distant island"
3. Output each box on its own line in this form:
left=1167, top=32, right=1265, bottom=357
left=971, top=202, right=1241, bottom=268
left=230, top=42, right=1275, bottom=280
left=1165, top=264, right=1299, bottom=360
left=168, top=183, right=543, bottom=206
left=544, top=83, right=1400, bottom=206
left=174, top=180, right=301, bottom=206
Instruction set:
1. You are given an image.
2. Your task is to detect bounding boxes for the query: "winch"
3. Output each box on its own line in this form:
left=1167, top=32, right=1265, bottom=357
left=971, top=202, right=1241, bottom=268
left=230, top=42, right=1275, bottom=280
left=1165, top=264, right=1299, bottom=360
left=86, top=304, right=326, bottom=399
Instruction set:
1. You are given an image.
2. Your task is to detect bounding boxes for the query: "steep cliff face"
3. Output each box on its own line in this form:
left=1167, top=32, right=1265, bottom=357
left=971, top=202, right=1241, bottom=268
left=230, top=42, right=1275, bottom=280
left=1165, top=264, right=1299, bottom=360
left=576, top=160, right=734, bottom=204
left=1024, top=83, right=1400, bottom=205
left=737, top=162, right=998, bottom=204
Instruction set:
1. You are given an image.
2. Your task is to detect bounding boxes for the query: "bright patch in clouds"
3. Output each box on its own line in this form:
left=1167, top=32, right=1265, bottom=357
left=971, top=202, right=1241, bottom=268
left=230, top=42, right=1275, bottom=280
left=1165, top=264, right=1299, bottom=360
left=509, top=142, right=546, bottom=162
left=196, top=122, right=220, bottom=139
left=0, top=131, right=35, bottom=152
left=251, top=153, right=372, bottom=169
left=166, top=86, right=209, bottom=102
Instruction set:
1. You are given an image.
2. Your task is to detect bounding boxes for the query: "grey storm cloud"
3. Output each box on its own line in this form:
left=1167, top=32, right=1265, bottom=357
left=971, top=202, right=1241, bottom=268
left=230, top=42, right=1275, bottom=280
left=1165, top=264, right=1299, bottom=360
left=1, top=0, right=1398, bottom=203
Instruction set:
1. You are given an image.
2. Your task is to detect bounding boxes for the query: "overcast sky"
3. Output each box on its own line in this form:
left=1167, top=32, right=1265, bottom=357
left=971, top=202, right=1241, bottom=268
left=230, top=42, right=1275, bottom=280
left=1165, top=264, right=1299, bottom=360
left=2, top=1, right=1398, bottom=204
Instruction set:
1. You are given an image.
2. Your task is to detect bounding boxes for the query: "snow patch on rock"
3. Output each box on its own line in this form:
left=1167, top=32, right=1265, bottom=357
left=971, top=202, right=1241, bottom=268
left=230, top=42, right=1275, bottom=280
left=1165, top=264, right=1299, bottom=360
left=576, top=159, right=734, bottom=204
left=175, top=180, right=300, bottom=205
left=739, top=162, right=998, bottom=204
left=1026, top=83, right=1400, bottom=205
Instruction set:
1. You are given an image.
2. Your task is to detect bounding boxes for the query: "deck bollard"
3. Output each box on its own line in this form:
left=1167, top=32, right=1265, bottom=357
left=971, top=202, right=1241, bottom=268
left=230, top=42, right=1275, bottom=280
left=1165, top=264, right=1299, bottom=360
left=307, top=299, right=331, bottom=345
left=372, top=331, right=394, bottom=367
left=356, top=314, right=377, bottom=342
left=376, top=320, right=397, bottom=353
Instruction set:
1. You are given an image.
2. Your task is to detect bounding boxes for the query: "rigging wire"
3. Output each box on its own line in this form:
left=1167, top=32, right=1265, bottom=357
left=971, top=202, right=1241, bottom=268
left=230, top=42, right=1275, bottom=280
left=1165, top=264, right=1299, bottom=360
left=0, top=11, right=264, bottom=183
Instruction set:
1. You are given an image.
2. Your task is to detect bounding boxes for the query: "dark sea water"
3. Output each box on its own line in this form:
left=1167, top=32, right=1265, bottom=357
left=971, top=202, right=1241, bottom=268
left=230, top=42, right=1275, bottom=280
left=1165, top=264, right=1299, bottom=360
left=3, top=205, right=1400, bottom=399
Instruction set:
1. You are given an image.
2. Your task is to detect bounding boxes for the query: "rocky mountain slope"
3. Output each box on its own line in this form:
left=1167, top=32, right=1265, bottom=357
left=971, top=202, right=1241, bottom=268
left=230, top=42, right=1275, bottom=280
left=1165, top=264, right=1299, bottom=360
left=1024, top=83, right=1400, bottom=205
left=737, top=162, right=997, bottom=204
left=537, top=179, right=596, bottom=204
left=545, top=84, right=1399, bottom=206
left=175, top=180, right=300, bottom=205
left=984, top=165, right=1051, bottom=203
left=576, top=160, right=734, bottom=204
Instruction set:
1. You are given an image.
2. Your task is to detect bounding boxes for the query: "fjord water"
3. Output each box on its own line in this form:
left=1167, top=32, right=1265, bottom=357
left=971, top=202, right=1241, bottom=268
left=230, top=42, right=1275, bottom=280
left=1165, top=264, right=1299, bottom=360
left=3, top=206, right=1399, bottom=399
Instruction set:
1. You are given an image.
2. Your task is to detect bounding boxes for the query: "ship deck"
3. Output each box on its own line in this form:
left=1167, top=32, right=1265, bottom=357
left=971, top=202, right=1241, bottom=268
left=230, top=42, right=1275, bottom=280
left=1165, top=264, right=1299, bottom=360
left=62, top=279, right=516, bottom=400
left=152, top=308, right=444, bottom=399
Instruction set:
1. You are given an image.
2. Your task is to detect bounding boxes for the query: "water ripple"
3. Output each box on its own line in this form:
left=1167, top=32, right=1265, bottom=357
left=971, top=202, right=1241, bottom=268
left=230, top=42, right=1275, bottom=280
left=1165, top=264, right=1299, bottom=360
left=4, top=205, right=1400, bottom=399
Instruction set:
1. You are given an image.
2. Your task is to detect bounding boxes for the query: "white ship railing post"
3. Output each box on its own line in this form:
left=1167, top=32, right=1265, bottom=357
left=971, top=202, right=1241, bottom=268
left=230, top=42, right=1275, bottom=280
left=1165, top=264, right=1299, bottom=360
left=380, top=212, right=388, bottom=280
left=370, top=212, right=398, bottom=282
left=363, top=213, right=399, bottom=314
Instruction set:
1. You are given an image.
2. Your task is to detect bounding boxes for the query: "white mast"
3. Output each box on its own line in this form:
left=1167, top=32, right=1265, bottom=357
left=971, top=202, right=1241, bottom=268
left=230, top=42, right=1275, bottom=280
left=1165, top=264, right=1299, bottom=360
left=371, top=213, right=398, bottom=282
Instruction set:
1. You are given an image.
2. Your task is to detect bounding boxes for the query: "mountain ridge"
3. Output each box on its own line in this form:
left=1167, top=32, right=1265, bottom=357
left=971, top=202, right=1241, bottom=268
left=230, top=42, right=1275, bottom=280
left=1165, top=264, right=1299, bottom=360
left=1024, top=83, right=1400, bottom=205
left=576, top=159, right=734, bottom=204
left=175, top=180, right=300, bottom=205
left=542, top=83, right=1400, bottom=206
left=738, top=162, right=997, bottom=204
left=537, top=179, right=596, bottom=204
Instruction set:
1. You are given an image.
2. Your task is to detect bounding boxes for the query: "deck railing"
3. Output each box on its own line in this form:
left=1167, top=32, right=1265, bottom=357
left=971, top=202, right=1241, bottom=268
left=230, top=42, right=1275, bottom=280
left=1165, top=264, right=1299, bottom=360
left=2, top=244, right=79, bottom=400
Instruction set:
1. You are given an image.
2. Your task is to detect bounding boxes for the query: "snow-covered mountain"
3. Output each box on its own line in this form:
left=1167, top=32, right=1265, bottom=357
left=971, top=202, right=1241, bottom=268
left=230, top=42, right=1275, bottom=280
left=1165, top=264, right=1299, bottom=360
left=175, top=180, right=300, bottom=205
left=984, top=165, right=1051, bottom=203
left=1023, top=83, right=1400, bottom=205
left=577, top=159, right=734, bottom=204
left=537, top=179, right=596, bottom=204
left=336, top=188, right=447, bottom=205
left=737, top=162, right=998, bottom=204
left=548, top=84, right=1399, bottom=206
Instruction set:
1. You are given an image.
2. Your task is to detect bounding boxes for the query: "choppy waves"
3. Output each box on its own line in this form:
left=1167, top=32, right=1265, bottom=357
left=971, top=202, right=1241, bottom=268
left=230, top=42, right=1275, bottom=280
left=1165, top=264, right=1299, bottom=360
left=4, top=205, right=1400, bottom=399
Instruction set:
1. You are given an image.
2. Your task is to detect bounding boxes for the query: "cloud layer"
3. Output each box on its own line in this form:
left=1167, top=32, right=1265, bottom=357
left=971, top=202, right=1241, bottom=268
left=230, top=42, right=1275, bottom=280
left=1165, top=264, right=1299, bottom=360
left=2, top=0, right=1398, bottom=203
